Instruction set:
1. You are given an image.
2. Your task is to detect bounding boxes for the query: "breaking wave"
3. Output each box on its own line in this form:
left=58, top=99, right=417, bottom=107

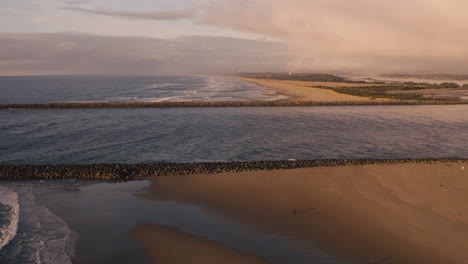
left=0, top=185, right=77, bottom=264
left=0, top=187, right=19, bottom=252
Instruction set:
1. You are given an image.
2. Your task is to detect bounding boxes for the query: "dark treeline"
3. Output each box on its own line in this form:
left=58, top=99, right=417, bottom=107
left=380, top=73, right=468, bottom=81
left=400, top=82, right=467, bottom=89
left=309, top=84, right=468, bottom=101
left=238, top=73, right=346, bottom=82
left=0, top=159, right=466, bottom=180
left=1, top=100, right=468, bottom=110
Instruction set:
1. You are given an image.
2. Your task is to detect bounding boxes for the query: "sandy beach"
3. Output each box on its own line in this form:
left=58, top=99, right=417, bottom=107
left=138, top=162, right=468, bottom=264
left=236, top=77, right=380, bottom=102
left=130, top=223, right=268, bottom=264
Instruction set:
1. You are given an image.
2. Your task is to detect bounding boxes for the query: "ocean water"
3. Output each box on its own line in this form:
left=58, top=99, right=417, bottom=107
left=0, top=75, right=288, bottom=104
left=0, top=184, right=76, bottom=264
left=1, top=75, right=467, bottom=263
left=0, top=105, right=467, bottom=165
left=0, top=187, right=19, bottom=252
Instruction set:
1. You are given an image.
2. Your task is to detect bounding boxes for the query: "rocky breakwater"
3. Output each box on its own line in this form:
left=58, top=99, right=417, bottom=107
left=1, top=100, right=468, bottom=110
left=0, top=159, right=466, bottom=180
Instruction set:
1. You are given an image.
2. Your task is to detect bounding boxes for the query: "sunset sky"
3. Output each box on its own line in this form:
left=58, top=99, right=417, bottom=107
left=2, top=0, right=468, bottom=75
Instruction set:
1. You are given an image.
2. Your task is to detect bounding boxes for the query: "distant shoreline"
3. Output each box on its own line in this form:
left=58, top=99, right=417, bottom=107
left=0, top=159, right=467, bottom=180
left=234, top=76, right=374, bottom=102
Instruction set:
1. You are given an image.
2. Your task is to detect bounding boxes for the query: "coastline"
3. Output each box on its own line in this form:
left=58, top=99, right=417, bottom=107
left=234, top=76, right=376, bottom=102
left=140, top=162, right=468, bottom=264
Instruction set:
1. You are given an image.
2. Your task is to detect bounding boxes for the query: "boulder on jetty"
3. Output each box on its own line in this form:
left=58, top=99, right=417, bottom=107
left=0, top=159, right=466, bottom=180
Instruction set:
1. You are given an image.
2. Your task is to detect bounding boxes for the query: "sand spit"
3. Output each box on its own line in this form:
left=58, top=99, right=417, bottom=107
left=143, top=162, right=468, bottom=264
left=1, top=159, right=467, bottom=180
left=236, top=77, right=377, bottom=101
left=130, top=223, right=268, bottom=264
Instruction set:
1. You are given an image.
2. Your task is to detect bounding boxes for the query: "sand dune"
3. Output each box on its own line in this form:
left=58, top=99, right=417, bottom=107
left=141, top=162, right=468, bottom=264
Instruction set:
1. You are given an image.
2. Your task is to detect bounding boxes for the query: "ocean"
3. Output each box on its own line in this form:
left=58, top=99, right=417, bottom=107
left=0, top=75, right=288, bottom=104
left=0, top=75, right=467, bottom=263
left=0, top=105, right=467, bottom=165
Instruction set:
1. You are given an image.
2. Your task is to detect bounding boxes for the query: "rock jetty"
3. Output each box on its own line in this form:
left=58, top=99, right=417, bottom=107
left=0, top=159, right=466, bottom=180
left=1, top=100, right=467, bottom=110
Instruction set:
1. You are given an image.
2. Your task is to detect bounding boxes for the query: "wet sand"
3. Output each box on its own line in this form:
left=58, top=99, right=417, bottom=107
left=236, top=77, right=380, bottom=102
left=140, top=162, right=468, bottom=264
left=130, top=223, right=268, bottom=264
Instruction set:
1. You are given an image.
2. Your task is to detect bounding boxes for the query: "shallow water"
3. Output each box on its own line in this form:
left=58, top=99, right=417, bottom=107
left=0, top=105, right=467, bottom=165
left=0, top=181, right=346, bottom=264
left=0, top=184, right=76, bottom=264
left=0, top=187, right=18, bottom=252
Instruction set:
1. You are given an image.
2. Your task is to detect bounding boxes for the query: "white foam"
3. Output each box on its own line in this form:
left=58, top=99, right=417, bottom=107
left=0, top=186, right=20, bottom=251
left=107, top=97, right=139, bottom=101
left=145, top=83, right=177, bottom=89
left=0, top=185, right=76, bottom=263
left=146, top=96, right=183, bottom=102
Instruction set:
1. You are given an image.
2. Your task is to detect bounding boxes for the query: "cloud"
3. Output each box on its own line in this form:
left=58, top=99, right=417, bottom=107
left=60, top=6, right=197, bottom=21
left=5, top=1, right=468, bottom=74
left=0, top=33, right=290, bottom=75
left=58, top=0, right=468, bottom=73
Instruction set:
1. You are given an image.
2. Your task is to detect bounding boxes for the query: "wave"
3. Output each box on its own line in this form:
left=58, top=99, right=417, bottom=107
left=145, top=83, right=178, bottom=89
left=0, top=185, right=76, bottom=264
left=107, top=97, right=140, bottom=101
left=0, top=187, right=19, bottom=252
left=146, top=96, right=183, bottom=102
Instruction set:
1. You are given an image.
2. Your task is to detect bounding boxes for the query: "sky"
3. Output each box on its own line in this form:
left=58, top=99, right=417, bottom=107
left=1, top=0, right=468, bottom=75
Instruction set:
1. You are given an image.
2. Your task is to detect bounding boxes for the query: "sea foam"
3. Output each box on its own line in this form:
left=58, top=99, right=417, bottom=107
left=0, top=186, right=19, bottom=251
left=0, top=185, right=76, bottom=264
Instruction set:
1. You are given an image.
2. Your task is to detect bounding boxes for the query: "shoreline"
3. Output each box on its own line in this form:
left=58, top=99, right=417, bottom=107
left=234, top=76, right=375, bottom=102
left=0, top=159, right=467, bottom=180
left=141, top=162, right=468, bottom=264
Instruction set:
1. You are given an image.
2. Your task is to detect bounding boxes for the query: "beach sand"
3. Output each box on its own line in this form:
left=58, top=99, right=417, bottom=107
left=130, top=223, right=268, bottom=264
left=138, top=162, right=468, bottom=264
left=236, top=77, right=381, bottom=102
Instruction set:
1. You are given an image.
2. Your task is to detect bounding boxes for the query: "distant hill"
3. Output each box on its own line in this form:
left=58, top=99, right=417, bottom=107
left=380, top=73, right=468, bottom=81
left=239, top=73, right=346, bottom=82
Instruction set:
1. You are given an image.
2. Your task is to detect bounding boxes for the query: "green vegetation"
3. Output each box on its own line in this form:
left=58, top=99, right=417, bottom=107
left=399, top=82, right=464, bottom=89
left=321, top=85, right=439, bottom=101
left=381, top=73, right=468, bottom=81
left=311, top=82, right=467, bottom=101
left=438, top=82, right=460, bottom=88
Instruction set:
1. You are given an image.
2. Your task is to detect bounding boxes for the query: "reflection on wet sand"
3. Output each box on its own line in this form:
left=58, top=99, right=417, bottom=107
left=140, top=162, right=468, bottom=264
left=131, top=222, right=268, bottom=264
